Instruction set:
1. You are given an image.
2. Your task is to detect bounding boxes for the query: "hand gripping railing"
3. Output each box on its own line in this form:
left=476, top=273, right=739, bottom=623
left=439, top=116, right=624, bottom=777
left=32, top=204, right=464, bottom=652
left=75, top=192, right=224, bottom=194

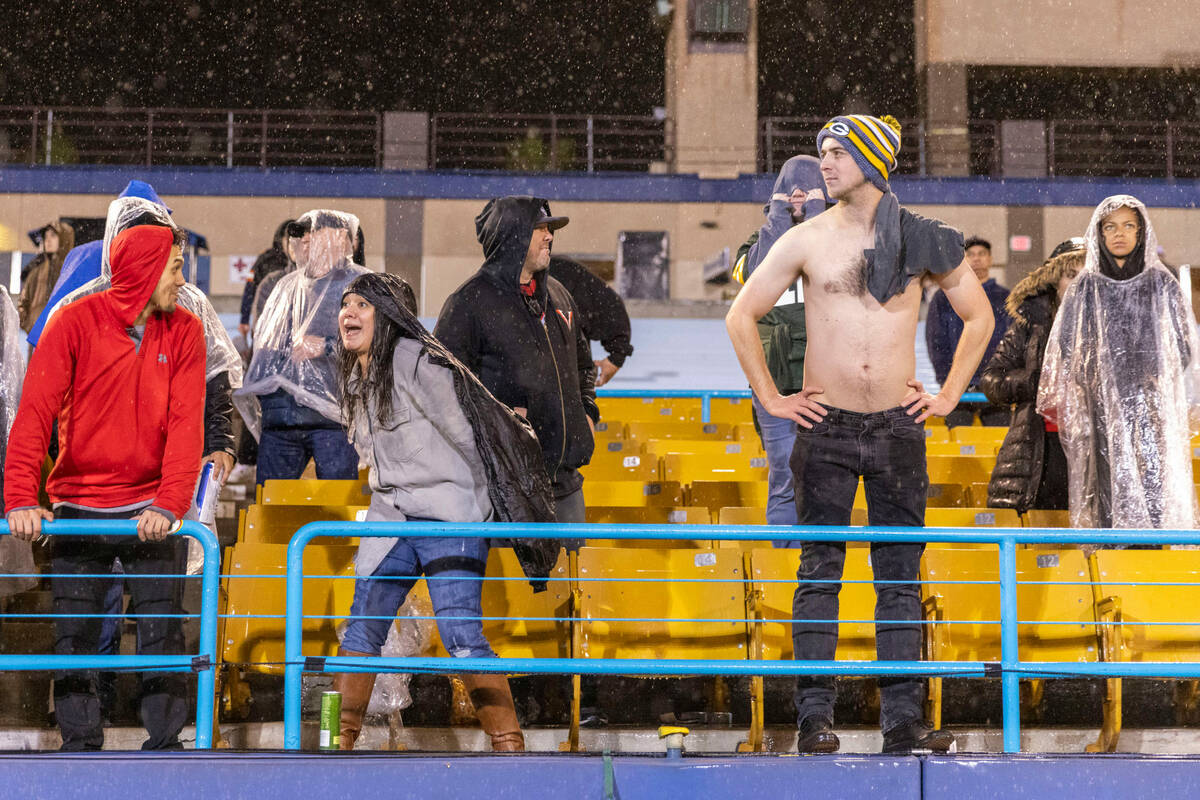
left=282, top=521, right=1200, bottom=752
left=595, top=388, right=988, bottom=423
left=0, top=519, right=221, bottom=748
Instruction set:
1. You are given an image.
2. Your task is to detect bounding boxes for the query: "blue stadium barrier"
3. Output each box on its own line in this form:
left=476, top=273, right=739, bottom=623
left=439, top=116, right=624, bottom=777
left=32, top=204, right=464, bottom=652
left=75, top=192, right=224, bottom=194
left=595, top=388, right=988, bottom=422
left=281, top=521, right=1200, bottom=753
left=0, top=519, right=221, bottom=748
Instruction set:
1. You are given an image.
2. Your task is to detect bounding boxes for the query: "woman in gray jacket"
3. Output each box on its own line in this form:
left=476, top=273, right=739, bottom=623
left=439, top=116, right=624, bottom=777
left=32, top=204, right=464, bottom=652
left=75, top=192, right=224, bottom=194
left=332, top=272, right=552, bottom=752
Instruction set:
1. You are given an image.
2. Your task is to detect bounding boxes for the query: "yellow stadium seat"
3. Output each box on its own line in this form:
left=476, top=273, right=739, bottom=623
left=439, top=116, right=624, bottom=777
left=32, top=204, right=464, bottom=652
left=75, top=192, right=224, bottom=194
left=707, top=397, right=755, bottom=424
left=1088, top=549, right=1200, bottom=752
left=584, top=506, right=713, bottom=545
left=579, top=452, right=661, bottom=482
left=592, top=419, right=626, bottom=439
left=569, top=546, right=749, bottom=749
left=717, top=506, right=766, bottom=525
left=241, top=503, right=367, bottom=545
left=583, top=480, right=684, bottom=507
left=260, top=479, right=372, bottom=506
left=643, top=438, right=763, bottom=458
left=689, top=480, right=769, bottom=513
left=924, top=507, right=1021, bottom=528
left=965, top=482, right=990, bottom=507
left=481, top=547, right=573, bottom=660
left=1025, top=509, right=1072, bottom=529
left=927, top=442, right=999, bottom=457
left=626, top=421, right=734, bottom=441
left=927, top=483, right=967, bottom=508
left=663, top=452, right=768, bottom=483
left=597, top=397, right=703, bottom=423
left=744, top=546, right=876, bottom=750
left=924, top=427, right=950, bottom=443
left=593, top=439, right=641, bottom=455
left=926, top=455, right=995, bottom=485
left=950, top=426, right=1009, bottom=444
left=921, top=546, right=1099, bottom=730
left=733, top=422, right=759, bottom=442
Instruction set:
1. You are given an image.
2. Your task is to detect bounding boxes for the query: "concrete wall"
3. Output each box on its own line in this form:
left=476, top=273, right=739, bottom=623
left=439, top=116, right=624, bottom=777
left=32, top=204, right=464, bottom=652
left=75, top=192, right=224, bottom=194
left=917, top=0, right=1200, bottom=68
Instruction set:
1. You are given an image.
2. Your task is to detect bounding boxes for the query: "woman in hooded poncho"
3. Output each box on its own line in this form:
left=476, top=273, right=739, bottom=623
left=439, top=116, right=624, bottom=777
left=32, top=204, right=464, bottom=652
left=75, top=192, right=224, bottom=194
left=332, top=272, right=556, bottom=752
left=1038, top=195, right=1200, bottom=529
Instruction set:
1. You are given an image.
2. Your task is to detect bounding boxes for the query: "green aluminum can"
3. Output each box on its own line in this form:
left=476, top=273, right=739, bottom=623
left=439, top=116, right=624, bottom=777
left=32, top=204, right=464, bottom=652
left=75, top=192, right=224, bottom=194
left=319, top=690, right=341, bottom=750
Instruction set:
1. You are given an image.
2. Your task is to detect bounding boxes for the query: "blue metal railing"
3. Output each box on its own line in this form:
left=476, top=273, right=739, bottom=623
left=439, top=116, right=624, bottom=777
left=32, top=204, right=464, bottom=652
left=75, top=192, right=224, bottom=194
left=0, top=520, right=221, bottom=749
left=281, top=521, right=1200, bottom=753
left=595, top=388, right=988, bottom=423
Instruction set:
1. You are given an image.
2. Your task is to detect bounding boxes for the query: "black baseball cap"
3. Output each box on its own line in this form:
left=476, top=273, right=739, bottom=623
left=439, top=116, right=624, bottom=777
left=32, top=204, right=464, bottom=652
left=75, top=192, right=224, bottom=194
left=532, top=203, right=569, bottom=231
left=1048, top=237, right=1086, bottom=260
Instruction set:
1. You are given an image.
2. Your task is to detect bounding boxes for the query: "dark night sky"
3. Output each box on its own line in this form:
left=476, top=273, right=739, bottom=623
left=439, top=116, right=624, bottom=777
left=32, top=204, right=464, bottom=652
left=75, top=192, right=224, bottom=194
left=0, top=0, right=919, bottom=118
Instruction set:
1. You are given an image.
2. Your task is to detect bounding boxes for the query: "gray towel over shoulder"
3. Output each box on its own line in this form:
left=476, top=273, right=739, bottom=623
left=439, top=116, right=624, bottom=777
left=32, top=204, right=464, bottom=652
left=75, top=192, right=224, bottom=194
left=865, top=192, right=965, bottom=305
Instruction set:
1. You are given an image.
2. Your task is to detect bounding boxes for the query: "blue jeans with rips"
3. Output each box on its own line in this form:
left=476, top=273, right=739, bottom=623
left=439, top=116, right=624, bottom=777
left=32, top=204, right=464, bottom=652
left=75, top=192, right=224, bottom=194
left=341, top=534, right=494, bottom=659
left=788, top=404, right=929, bottom=734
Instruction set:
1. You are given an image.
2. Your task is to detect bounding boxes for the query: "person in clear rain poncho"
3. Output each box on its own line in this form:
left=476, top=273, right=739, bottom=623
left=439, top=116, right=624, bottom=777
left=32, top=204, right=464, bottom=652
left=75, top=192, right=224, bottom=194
left=1, top=289, right=37, bottom=600
left=237, top=210, right=368, bottom=484
left=1038, top=195, right=1200, bottom=530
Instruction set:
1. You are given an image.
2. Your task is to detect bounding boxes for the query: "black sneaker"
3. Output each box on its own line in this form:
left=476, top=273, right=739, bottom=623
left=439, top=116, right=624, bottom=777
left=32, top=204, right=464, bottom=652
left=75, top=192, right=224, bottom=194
left=796, top=716, right=840, bottom=753
left=881, top=719, right=955, bottom=754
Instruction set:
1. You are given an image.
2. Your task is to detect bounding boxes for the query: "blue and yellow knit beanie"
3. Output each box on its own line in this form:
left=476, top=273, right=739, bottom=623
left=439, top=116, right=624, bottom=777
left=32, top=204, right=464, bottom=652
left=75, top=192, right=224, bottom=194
left=816, top=114, right=902, bottom=192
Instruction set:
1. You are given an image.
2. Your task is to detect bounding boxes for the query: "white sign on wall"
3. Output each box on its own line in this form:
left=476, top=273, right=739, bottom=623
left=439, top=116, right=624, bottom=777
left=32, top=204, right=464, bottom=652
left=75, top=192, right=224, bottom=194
left=229, top=255, right=257, bottom=284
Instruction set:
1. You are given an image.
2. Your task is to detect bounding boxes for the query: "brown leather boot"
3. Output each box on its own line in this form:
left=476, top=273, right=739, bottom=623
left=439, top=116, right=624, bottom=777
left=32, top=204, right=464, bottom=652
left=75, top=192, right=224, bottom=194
left=333, top=649, right=377, bottom=751
left=460, top=673, right=525, bottom=752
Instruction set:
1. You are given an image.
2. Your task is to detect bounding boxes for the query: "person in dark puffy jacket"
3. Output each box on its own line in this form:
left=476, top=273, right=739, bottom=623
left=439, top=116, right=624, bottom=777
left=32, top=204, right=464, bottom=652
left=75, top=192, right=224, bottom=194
left=981, top=240, right=1085, bottom=512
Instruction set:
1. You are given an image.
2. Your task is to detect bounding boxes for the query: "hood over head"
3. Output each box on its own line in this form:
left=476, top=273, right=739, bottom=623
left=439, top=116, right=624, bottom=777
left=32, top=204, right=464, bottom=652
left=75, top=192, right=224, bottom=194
left=101, top=196, right=175, bottom=282
left=118, top=180, right=172, bottom=213
left=343, top=272, right=419, bottom=334
left=106, top=225, right=175, bottom=327
left=765, top=154, right=829, bottom=216
left=474, top=196, right=565, bottom=291
left=287, top=209, right=361, bottom=275
left=1083, top=195, right=1162, bottom=283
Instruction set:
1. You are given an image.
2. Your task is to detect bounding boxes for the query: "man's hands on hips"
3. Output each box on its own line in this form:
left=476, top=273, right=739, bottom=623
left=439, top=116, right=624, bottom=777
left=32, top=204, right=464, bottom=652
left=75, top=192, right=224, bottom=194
left=136, top=508, right=175, bottom=542
left=762, top=386, right=828, bottom=429
left=901, top=379, right=957, bottom=423
left=594, top=358, right=619, bottom=387
left=6, top=507, right=54, bottom=542
left=203, top=451, right=235, bottom=484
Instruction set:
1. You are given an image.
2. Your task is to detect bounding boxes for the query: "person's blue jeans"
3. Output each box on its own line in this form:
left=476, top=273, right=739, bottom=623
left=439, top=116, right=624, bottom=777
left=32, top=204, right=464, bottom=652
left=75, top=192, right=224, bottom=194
left=751, top=395, right=800, bottom=539
left=342, top=534, right=494, bottom=659
left=256, top=426, right=358, bottom=485
left=788, top=404, right=928, bottom=734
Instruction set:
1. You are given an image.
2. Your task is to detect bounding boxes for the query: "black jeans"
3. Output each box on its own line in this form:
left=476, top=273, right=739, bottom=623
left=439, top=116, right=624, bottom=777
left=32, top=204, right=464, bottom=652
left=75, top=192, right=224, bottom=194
left=50, top=507, right=188, bottom=751
left=788, top=405, right=928, bottom=734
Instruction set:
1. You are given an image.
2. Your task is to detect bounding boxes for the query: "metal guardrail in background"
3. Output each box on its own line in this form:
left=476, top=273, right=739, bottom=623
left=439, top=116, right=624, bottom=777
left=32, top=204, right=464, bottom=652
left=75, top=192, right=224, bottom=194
left=281, top=520, right=1200, bottom=753
left=0, top=520, right=221, bottom=749
left=429, top=112, right=670, bottom=173
left=595, top=388, right=989, bottom=423
left=0, top=106, right=382, bottom=168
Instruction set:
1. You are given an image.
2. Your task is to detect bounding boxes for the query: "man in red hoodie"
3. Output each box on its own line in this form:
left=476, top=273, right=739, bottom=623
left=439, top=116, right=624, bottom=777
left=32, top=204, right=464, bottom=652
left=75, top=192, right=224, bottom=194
left=4, top=223, right=205, bottom=750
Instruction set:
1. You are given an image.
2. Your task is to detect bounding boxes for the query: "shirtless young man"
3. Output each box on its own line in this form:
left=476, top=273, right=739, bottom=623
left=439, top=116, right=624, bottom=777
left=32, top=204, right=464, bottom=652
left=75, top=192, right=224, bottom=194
left=726, top=115, right=994, bottom=754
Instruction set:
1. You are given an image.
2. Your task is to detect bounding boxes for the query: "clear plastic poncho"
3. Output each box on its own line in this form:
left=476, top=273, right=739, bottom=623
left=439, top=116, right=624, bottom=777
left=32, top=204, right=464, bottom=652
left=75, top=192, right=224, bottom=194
left=1038, top=195, right=1200, bottom=529
left=236, top=210, right=368, bottom=434
left=48, top=196, right=244, bottom=389
left=1, top=289, right=37, bottom=598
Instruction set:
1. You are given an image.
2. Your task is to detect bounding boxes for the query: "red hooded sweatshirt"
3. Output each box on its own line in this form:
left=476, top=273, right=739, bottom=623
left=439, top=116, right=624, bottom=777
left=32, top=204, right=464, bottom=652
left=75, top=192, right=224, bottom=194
left=4, top=225, right=205, bottom=520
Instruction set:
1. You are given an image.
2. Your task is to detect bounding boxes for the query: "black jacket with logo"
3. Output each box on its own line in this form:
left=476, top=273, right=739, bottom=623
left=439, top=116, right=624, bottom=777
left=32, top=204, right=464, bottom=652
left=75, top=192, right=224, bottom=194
left=434, top=196, right=597, bottom=499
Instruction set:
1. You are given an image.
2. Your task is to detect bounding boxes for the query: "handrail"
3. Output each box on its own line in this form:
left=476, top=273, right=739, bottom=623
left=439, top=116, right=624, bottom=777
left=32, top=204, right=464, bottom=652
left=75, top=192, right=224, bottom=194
left=595, top=388, right=988, bottom=422
left=282, top=520, right=1200, bottom=752
left=0, top=519, right=221, bottom=749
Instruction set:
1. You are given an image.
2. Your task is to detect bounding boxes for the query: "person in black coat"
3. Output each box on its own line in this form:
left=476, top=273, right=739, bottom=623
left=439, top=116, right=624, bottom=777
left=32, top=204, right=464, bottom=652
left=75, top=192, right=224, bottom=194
left=434, top=196, right=597, bottom=522
left=238, top=219, right=294, bottom=338
left=981, top=240, right=1085, bottom=512
left=549, top=256, right=633, bottom=387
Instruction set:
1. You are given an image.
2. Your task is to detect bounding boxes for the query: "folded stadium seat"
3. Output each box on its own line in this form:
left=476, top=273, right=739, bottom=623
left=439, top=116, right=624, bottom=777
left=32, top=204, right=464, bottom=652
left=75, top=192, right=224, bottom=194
left=626, top=420, right=734, bottom=441
left=578, top=452, right=662, bottom=482
left=479, top=547, right=573, bottom=661
left=921, top=546, right=1100, bottom=733
left=663, top=452, right=769, bottom=483
left=743, top=546, right=877, bottom=751
left=643, top=438, right=764, bottom=458
left=924, top=427, right=951, bottom=443
left=854, top=480, right=969, bottom=510
left=1087, top=549, right=1200, bottom=752
left=594, top=438, right=642, bottom=456
left=240, top=503, right=366, bottom=545
left=596, top=396, right=704, bottom=423
left=688, top=480, right=769, bottom=517
left=568, top=546, right=749, bottom=750
left=583, top=480, right=684, bottom=508
left=706, top=397, right=755, bottom=424
left=949, top=426, right=1010, bottom=445
left=717, top=506, right=766, bottom=526
left=924, top=507, right=1021, bottom=528
left=1024, top=509, right=1072, bottom=529
left=965, top=482, right=991, bottom=507
left=926, top=455, right=996, bottom=486
left=260, top=479, right=372, bottom=506
left=926, top=441, right=1000, bottom=457
left=584, top=506, right=713, bottom=546
left=592, top=419, right=626, bottom=440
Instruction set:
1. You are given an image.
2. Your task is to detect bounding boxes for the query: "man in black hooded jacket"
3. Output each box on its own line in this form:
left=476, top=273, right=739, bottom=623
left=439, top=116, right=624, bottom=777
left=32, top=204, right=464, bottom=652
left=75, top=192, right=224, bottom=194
left=435, top=196, right=597, bottom=522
